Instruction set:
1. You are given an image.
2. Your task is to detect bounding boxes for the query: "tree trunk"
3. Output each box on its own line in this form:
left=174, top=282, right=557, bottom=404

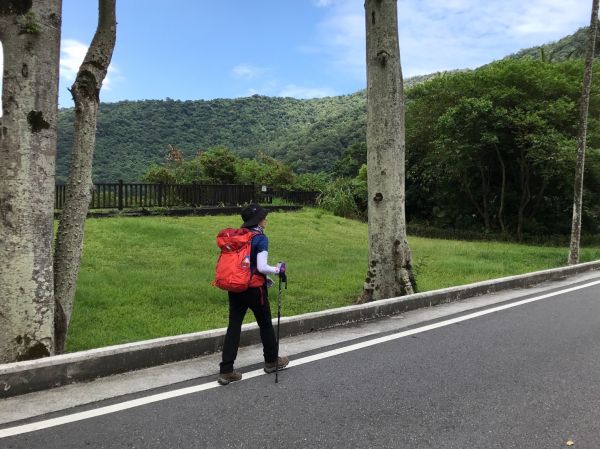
left=495, top=146, right=507, bottom=234
left=517, top=154, right=531, bottom=242
left=53, top=0, right=116, bottom=353
left=0, top=1, right=62, bottom=363
left=528, top=181, right=547, bottom=219
left=568, top=0, right=599, bottom=265
left=361, top=0, right=415, bottom=302
left=462, top=178, right=489, bottom=230
left=478, top=163, right=491, bottom=231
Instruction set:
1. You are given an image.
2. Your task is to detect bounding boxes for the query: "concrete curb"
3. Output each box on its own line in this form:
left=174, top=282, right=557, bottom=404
left=1, top=261, right=599, bottom=398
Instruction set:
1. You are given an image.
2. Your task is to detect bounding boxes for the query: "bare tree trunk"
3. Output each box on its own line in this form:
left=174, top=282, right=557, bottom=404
left=53, top=0, right=116, bottom=353
left=568, top=0, right=599, bottom=265
left=0, top=1, right=61, bottom=363
left=517, top=154, right=531, bottom=242
left=361, top=0, right=415, bottom=302
left=495, top=146, right=507, bottom=234
left=528, top=181, right=547, bottom=220
left=478, top=163, right=491, bottom=231
left=462, top=178, right=489, bottom=230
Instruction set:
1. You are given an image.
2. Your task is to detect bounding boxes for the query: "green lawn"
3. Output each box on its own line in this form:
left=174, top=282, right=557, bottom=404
left=66, top=209, right=600, bottom=352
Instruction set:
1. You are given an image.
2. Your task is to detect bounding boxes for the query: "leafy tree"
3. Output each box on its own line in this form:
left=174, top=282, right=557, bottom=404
left=140, top=147, right=301, bottom=191
left=333, top=142, right=367, bottom=178
left=235, top=158, right=264, bottom=185
left=141, top=164, right=178, bottom=184
left=257, top=152, right=295, bottom=188
left=174, top=158, right=208, bottom=184
left=199, top=147, right=237, bottom=184
left=433, top=98, right=505, bottom=231
left=406, top=58, right=600, bottom=238
left=291, top=172, right=331, bottom=192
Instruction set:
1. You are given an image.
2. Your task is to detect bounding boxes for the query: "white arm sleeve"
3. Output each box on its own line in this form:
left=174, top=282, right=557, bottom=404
left=257, top=251, right=279, bottom=275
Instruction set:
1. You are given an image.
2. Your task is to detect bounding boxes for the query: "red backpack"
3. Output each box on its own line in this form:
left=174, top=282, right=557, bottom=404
left=212, top=228, right=264, bottom=292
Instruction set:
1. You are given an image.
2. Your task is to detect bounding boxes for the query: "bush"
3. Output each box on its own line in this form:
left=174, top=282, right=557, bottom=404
left=141, top=164, right=177, bottom=184
left=198, top=147, right=237, bottom=184
left=317, top=177, right=367, bottom=220
left=291, top=172, right=331, bottom=192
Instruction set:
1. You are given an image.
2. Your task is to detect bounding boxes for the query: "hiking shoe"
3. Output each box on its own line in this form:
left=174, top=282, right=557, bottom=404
left=264, top=356, right=289, bottom=373
left=218, top=371, right=242, bottom=385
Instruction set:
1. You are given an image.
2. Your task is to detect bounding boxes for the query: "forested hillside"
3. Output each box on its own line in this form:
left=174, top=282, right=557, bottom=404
left=55, top=73, right=469, bottom=182
left=56, top=93, right=367, bottom=182
left=511, top=22, right=600, bottom=61
left=57, top=24, right=599, bottom=183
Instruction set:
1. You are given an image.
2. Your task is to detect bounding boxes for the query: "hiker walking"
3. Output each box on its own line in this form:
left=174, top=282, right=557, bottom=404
left=216, top=203, right=289, bottom=385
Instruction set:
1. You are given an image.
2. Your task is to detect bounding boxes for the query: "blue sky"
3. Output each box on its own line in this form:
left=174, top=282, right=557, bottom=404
left=1, top=0, right=593, bottom=108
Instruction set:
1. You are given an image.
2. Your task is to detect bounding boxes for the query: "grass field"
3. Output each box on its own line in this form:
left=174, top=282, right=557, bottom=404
left=66, top=208, right=600, bottom=352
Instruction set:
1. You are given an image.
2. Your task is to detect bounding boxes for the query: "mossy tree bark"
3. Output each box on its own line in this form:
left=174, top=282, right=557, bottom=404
left=568, top=0, right=599, bottom=265
left=0, top=0, right=62, bottom=362
left=53, top=0, right=116, bottom=353
left=361, top=0, right=415, bottom=302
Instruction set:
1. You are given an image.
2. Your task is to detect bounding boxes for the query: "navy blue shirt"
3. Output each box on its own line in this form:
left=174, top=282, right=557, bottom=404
left=249, top=231, right=268, bottom=274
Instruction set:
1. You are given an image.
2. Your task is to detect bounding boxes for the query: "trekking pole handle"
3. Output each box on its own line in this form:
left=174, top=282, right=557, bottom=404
left=277, top=262, right=286, bottom=274
left=278, top=261, right=287, bottom=285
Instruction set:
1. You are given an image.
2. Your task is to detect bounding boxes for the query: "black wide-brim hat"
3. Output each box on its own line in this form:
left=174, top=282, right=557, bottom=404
left=241, top=203, right=268, bottom=228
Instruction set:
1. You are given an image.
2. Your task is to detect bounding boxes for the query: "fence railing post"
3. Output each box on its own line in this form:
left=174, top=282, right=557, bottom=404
left=118, top=179, right=124, bottom=210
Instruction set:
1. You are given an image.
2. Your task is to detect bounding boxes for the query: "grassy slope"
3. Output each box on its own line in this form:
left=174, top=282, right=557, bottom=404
left=67, top=209, right=600, bottom=351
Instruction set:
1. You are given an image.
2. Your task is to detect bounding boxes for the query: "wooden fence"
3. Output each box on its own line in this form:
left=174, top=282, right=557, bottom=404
left=55, top=182, right=319, bottom=210
left=271, top=189, right=320, bottom=205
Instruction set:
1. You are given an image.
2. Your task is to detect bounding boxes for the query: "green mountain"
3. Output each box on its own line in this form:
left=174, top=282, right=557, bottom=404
left=510, top=23, right=600, bottom=62
left=56, top=93, right=368, bottom=182
left=56, top=25, right=598, bottom=183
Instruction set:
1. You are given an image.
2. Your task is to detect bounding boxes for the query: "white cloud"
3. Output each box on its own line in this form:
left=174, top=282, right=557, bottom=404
left=313, top=0, right=337, bottom=7
left=232, top=64, right=334, bottom=99
left=402, top=0, right=590, bottom=74
left=310, top=0, right=591, bottom=81
left=278, top=84, right=335, bottom=99
left=510, top=0, right=589, bottom=37
left=60, top=38, right=118, bottom=91
left=232, top=63, right=266, bottom=80
left=421, top=0, right=474, bottom=11
left=0, top=38, right=121, bottom=113
left=60, top=39, right=88, bottom=83
left=314, top=3, right=365, bottom=80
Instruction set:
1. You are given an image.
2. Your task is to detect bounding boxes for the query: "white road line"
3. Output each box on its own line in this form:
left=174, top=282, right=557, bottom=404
left=2, top=279, right=600, bottom=439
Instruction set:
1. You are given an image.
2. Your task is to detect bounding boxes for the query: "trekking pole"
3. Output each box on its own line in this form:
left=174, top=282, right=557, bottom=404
left=275, top=275, right=282, bottom=383
left=275, top=263, right=287, bottom=384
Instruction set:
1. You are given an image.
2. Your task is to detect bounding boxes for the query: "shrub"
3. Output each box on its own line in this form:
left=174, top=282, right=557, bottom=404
left=141, top=164, right=177, bottom=184
left=317, top=177, right=367, bottom=220
left=291, top=172, right=330, bottom=192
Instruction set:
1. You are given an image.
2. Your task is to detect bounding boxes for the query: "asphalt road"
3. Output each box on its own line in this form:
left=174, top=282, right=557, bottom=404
left=2, top=280, right=600, bottom=449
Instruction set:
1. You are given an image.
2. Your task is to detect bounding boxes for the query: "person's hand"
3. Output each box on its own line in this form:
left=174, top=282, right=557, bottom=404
left=277, top=262, right=287, bottom=283
left=266, top=277, right=274, bottom=288
left=276, top=262, right=286, bottom=274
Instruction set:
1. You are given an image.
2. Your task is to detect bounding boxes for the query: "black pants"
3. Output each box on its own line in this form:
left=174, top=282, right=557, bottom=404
left=220, top=286, right=278, bottom=374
